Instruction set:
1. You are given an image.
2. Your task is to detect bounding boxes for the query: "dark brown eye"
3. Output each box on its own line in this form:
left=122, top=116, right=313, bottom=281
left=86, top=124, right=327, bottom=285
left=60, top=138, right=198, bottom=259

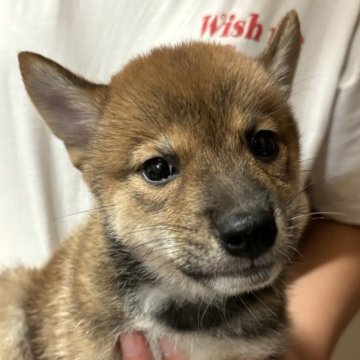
left=250, top=130, right=279, bottom=162
left=142, top=157, right=177, bottom=184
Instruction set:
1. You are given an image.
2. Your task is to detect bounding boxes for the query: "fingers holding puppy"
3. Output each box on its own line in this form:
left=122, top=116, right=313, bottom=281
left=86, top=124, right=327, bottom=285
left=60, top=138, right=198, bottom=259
left=120, top=332, right=187, bottom=360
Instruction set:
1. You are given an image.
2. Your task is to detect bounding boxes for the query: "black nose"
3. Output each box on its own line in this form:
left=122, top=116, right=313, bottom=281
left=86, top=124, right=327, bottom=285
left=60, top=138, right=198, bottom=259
left=217, top=211, right=277, bottom=259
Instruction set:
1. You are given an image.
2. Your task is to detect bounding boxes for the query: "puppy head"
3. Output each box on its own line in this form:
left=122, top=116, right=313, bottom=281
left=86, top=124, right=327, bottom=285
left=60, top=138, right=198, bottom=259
left=19, top=11, right=308, bottom=297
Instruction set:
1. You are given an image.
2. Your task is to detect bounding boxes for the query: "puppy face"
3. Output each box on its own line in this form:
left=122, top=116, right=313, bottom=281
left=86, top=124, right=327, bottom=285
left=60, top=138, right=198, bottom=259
left=19, top=12, right=308, bottom=296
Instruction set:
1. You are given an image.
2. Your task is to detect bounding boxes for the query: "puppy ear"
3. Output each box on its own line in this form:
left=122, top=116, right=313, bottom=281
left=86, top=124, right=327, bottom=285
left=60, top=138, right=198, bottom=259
left=258, top=11, right=301, bottom=96
left=18, top=52, right=109, bottom=169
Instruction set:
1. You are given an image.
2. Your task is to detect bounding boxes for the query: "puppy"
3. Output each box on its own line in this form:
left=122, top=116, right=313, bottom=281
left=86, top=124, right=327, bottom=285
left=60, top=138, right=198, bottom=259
left=0, top=11, right=309, bottom=360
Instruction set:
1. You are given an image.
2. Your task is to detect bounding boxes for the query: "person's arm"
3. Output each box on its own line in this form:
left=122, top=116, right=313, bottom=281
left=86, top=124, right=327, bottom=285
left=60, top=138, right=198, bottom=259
left=120, top=219, right=360, bottom=360
left=286, top=219, right=360, bottom=360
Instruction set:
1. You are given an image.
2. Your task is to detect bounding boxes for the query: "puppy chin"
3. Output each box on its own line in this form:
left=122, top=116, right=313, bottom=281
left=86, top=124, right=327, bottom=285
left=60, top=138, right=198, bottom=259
left=205, top=263, right=283, bottom=296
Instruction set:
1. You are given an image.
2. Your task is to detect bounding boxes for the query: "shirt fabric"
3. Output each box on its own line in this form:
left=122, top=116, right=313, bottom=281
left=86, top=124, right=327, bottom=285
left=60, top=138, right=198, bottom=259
left=0, top=0, right=359, bottom=267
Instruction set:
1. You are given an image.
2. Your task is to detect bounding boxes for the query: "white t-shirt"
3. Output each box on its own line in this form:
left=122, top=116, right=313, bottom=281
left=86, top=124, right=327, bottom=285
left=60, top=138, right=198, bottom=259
left=1, top=0, right=359, bottom=267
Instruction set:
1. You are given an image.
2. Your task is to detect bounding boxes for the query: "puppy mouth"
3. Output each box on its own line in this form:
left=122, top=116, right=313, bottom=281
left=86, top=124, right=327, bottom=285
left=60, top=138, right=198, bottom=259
left=181, top=262, right=275, bottom=281
left=179, top=261, right=281, bottom=295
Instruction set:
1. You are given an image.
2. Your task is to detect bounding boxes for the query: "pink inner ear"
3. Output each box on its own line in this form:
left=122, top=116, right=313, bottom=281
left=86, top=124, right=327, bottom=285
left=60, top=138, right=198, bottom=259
left=40, top=91, right=95, bottom=147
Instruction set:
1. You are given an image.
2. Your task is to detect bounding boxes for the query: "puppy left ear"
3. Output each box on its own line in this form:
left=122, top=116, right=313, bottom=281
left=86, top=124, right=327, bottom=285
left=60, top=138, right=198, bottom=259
left=18, top=52, right=109, bottom=169
left=258, top=11, right=301, bottom=97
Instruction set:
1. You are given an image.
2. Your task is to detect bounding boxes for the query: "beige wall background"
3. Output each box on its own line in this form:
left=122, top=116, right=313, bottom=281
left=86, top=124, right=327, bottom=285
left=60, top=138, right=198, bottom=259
left=333, top=311, right=360, bottom=359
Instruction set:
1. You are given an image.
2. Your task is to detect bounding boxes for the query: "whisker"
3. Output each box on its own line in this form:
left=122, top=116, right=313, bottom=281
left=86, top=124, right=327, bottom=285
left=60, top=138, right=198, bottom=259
left=54, top=203, right=116, bottom=221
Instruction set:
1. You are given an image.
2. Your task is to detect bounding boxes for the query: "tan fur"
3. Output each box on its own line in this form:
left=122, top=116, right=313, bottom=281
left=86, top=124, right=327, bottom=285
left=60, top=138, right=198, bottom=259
left=1, top=11, right=309, bottom=360
left=0, top=268, right=38, bottom=359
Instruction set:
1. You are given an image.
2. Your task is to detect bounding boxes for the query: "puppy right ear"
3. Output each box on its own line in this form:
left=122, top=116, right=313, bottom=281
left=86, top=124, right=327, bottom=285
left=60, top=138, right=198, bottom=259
left=18, top=52, right=109, bottom=170
left=258, top=11, right=301, bottom=97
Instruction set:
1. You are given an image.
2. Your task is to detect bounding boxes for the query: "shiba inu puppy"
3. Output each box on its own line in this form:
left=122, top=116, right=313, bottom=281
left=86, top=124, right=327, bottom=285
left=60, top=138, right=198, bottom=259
left=0, top=11, right=309, bottom=360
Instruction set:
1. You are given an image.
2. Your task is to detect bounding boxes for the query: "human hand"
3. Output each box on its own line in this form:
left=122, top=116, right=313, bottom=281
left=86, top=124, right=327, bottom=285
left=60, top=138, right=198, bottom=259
left=120, top=332, right=187, bottom=360
left=119, top=332, right=309, bottom=360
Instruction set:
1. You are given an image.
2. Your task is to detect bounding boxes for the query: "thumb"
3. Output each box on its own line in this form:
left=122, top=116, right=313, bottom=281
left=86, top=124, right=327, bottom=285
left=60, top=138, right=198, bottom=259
left=120, top=332, right=154, bottom=360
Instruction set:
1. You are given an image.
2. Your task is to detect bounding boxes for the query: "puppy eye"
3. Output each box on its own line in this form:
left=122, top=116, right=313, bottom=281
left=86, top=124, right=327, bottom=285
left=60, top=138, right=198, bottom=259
left=142, top=157, right=177, bottom=184
left=249, top=130, right=279, bottom=162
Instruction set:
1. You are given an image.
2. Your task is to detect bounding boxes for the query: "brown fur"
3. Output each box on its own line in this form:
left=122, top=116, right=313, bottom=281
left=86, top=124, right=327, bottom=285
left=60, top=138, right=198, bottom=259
left=1, top=11, right=309, bottom=360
